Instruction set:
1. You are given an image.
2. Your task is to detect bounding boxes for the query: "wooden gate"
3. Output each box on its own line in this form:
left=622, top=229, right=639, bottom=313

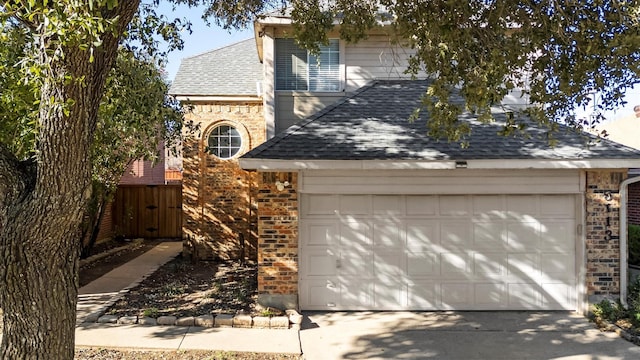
left=112, top=185, right=182, bottom=239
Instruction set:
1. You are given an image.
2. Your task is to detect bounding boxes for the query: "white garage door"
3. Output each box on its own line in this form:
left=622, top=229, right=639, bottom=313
left=299, top=194, right=577, bottom=311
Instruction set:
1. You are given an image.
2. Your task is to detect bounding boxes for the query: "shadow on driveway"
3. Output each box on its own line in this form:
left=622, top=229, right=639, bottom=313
left=300, top=311, right=640, bottom=360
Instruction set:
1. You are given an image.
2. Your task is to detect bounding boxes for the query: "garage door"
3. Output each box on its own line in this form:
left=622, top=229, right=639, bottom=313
left=299, top=194, right=577, bottom=311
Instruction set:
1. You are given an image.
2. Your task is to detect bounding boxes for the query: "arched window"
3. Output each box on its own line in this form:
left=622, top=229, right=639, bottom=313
left=207, top=124, right=242, bottom=159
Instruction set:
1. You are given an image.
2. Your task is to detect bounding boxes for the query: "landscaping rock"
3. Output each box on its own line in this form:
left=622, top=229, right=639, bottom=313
left=138, top=317, right=157, bottom=326
left=117, top=316, right=137, bottom=325
left=97, top=315, right=118, bottom=324
left=157, top=316, right=177, bottom=325
left=252, top=316, right=270, bottom=328
left=176, top=316, right=195, bottom=326
left=214, top=314, right=234, bottom=327
left=286, top=309, right=303, bottom=325
left=233, top=314, right=252, bottom=328
left=195, top=315, right=214, bottom=327
left=270, top=316, right=290, bottom=329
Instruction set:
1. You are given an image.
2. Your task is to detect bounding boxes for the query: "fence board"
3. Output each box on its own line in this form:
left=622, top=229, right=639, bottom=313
left=113, top=185, right=182, bottom=239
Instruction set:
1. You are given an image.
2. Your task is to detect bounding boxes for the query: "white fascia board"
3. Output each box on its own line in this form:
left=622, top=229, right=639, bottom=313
left=174, top=95, right=262, bottom=102
left=467, top=159, right=640, bottom=169
left=257, top=16, right=292, bottom=26
left=240, top=158, right=640, bottom=171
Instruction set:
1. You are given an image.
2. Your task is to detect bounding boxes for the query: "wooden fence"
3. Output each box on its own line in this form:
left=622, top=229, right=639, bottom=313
left=112, top=185, right=182, bottom=239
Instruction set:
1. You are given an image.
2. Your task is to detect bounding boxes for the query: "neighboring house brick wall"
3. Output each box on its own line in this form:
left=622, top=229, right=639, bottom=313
left=120, top=145, right=166, bottom=185
left=182, top=101, right=265, bottom=261
left=585, top=170, right=627, bottom=300
left=256, top=172, right=299, bottom=310
left=629, top=181, right=640, bottom=225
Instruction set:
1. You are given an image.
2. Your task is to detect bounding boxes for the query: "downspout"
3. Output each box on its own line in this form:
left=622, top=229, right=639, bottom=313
left=619, top=175, right=640, bottom=307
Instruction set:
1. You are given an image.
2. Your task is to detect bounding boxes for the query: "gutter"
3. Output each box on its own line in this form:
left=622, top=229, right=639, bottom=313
left=619, top=175, right=640, bottom=308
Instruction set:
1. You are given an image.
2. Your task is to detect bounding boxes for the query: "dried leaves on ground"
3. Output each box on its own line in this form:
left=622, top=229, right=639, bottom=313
left=106, top=255, right=259, bottom=318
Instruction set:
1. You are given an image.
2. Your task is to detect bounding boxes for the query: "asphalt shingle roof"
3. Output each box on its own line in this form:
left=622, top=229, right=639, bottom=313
left=169, top=38, right=262, bottom=96
left=243, top=80, right=640, bottom=161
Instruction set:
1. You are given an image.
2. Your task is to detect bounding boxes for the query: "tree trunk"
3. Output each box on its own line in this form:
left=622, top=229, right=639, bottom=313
left=0, top=3, right=140, bottom=359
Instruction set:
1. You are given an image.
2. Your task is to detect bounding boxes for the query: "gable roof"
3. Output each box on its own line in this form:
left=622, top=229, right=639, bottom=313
left=169, top=38, right=262, bottom=97
left=240, top=80, right=640, bottom=170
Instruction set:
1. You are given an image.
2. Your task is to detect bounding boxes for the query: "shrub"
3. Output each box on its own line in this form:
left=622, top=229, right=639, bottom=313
left=592, top=299, right=626, bottom=323
left=628, top=276, right=640, bottom=326
left=142, top=307, right=160, bottom=318
left=629, top=224, right=640, bottom=266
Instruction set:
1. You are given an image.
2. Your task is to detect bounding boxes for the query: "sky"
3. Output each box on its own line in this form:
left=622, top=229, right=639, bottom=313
left=156, top=2, right=254, bottom=82
left=155, top=2, right=639, bottom=124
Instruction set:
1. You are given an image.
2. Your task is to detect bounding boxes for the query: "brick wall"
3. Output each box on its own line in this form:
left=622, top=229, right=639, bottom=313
left=629, top=181, right=640, bottom=225
left=182, top=101, right=265, bottom=261
left=256, top=172, right=299, bottom=309
left=585, top=170, right=626, bottom=299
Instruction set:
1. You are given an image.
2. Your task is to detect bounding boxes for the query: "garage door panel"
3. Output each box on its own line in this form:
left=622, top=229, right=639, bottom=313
left=406, top=196, right=437, bottom=215
left=508, top=283, right=541, bottom=309
left=440, top=196, right=469, bottom=216
left=373, top=222, right=403, bottom=248
left=408, top=281, right=438, bottom=309
left=301, top=279, right=339, bottom=309
left=541, top=282, right=575, bottom=309
left=374, top=280, right=405, bottom=308
left=441, top=253, right=471, bottom=279
left=473, top=222, right=506, bottom=249
left=406, top=221, right=438, bottom=251
left=541, top=221, right=575, bottom=251
left=305, top=194, right=339, bottom=215
left=540, top=195, right=575, bottom=216
left=339, top=251, right=374, bottom=277
left=407, top=252, right=438, bottom=276
left=507, top=253, right=540, bottom=280
left=473, top=252, right=506, bottom=277
left=507, top=222, right=540, bottom=251
left=540, top=253, right=574, bottom=280
left=340, top=222, right=371, bottom=247
left=475, top=283, right=507, bottom=308
left=441, top=222, right=472, bottom=248
left=301, top=221, right=337, bottom=246
left=507, top=195, right=539, bottom=221
left=373, top=195, right=403, bottom=215
left=473, top=196, right=506, bottom=218
left=441, top=283, right=472, bottom=308
left=339, top=195, right=370, bottom=215
left=341, top=278, right=374, bottom=308
left=302, top=249, right=337, bottom=277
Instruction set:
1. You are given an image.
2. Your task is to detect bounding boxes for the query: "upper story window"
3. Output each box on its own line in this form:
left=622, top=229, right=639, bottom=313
left=275, top=38, right=341, bottom=92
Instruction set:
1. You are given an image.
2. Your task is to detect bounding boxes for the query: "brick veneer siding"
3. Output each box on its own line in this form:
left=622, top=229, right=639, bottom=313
left=256, top=172, right=299, bottom=310
left=182, top=101, right=265, bottom=261
left=585, top=170, right=627, bottom=300
left=629, top=181, right=640, bottom=225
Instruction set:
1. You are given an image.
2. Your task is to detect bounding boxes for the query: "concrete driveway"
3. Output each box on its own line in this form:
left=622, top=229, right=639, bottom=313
left=299, top=311, right=640, bottom=359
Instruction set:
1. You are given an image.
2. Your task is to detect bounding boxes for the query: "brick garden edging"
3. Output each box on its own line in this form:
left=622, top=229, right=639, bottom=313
left=592, top=316, right=640, bottom=345
left=93, top=309, right=303, bottom=330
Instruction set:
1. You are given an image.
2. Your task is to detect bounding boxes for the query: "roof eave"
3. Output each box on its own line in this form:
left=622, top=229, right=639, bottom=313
left=173, top=95, right=262, bottom=102
left=239, top=158, right=640, bottom=171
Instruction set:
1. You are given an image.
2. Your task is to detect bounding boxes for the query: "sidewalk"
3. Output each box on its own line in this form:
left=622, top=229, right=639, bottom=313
left=75, top=241, right=301, bottom=355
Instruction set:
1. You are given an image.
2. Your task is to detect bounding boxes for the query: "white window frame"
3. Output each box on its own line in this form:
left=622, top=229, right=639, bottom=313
left=206, top=124, right=243, bottom=160
left=275, top=38, right=342, bottom=92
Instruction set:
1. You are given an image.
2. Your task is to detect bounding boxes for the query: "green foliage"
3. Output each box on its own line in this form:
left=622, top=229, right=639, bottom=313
left=628, top=276, right=640, bottom=326
left=142, top=307, right=160, bottom=318
left=592, top=298, right=627, bottom=323
left=629, top=224, right=640, bottom=266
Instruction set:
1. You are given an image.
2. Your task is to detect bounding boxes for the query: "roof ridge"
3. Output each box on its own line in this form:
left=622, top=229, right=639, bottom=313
left=243, top=81, right=380, bottom=158
left=182, top=38, right=254, bottom=61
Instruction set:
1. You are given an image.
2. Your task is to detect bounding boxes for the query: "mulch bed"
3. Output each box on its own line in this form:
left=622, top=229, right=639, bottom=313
left=105, top=255, right=259, bottom=318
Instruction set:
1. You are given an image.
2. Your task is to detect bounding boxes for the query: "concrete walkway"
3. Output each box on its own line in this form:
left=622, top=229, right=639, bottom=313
left=74, top=241, right=301, bottom=354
